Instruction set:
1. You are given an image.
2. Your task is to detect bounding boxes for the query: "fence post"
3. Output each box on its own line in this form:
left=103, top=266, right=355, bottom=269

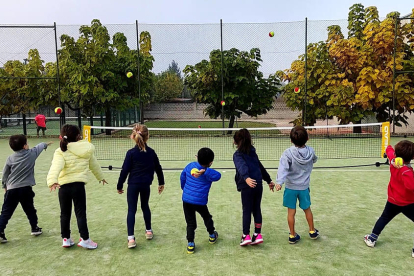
left=77, top=109, right=81, bottom=131
left=136, top=20, right=144, bottom=124
left=391, top=17, right=399, bottom=134
left=220, top=19, right=224, bottom=131
left=23, top=114, right=27, bottom=135
left=303, top=17, right=308, bottom=126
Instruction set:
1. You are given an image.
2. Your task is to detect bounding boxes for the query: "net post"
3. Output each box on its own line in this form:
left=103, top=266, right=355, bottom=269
left=83, top=125, right=91, bottom=142
left=381, top=122, right=390, bottom=158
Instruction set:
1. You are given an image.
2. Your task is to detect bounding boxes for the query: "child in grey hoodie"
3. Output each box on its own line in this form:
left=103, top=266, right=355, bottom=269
left=275, top=126, right=319, bottom=244
left=0, top=135, right=51, bottom=243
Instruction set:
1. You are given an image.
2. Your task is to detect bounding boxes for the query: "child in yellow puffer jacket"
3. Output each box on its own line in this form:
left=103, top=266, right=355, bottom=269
left=47, top=124, right=107, bottom=249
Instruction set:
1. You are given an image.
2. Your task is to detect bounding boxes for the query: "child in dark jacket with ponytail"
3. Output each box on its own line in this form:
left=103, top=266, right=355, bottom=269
left=117, top=124, right=165, bottom=249
left=233, top=129, right=275, bottom=246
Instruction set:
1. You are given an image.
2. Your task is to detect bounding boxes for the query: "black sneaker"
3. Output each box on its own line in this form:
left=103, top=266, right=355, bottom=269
left=0, top=232, right=7, bottom=243
left=309, top=229, right=319, bottom=240
left=289, top=233, right=301, bottom=244
left=31, top=227, right=43, bottom=236
left=209, top=231, right=218, bottom=244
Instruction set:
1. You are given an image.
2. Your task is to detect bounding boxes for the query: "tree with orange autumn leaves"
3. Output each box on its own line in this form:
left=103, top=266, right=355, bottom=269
left=277, top=4, right=414, bottom=126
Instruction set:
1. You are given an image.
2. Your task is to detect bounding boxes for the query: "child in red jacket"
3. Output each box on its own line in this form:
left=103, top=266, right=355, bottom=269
left=364, top=140, right=414, bottom=257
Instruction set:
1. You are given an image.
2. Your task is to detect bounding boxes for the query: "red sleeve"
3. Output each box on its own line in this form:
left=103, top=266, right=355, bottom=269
left=402, top=169, right=414, bottom=191
left=385, top=145, right=395, bottom=162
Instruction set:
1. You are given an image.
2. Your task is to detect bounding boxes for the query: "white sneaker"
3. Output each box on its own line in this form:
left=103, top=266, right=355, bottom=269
left=77, top=238, right=98, bottom=249
left=411, top=249, right=414, bottom=258
left=62, top=238, right=75, bottom=248
left=364, top=235, right=376, bottom=247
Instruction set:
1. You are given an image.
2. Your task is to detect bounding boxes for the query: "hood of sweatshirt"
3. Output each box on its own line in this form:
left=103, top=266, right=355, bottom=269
left=288, top=146, right=314, bottom=165
left=66, top=140, right=94, bottom=158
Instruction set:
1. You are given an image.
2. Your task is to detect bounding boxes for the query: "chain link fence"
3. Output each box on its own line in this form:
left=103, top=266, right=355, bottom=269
left=1, top=19, right=413, bottom=136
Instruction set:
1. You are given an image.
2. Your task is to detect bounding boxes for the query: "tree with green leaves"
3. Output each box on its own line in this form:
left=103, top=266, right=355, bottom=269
left=184, top=48, right=281, bottom=128
left=167, top=60, right=182, bottom=79
left=153, top=71, right=183, bottom=102
left=278, top=5, right=414, bottom=127
left=0, top=49, right=55, bottom=118
left=58, top=19, right=154, bottom=128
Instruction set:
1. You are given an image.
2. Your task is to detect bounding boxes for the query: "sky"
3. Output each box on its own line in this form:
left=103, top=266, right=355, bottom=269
left=0, top=1, right=413, bottom=75
left=1, top=0, right=412, bottom=24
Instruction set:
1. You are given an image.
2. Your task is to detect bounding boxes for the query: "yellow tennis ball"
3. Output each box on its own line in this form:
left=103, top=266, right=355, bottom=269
left=127, top=72, right=133, bottom=78
left=395, top=157, right=403, bottom=166
left=191, top=168, right=199, bottom=176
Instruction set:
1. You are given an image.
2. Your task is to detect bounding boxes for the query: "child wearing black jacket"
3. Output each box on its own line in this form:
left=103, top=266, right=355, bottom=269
left=117, top=124, right=165, bottom=249
left=233, top=129, right=275, bottom=246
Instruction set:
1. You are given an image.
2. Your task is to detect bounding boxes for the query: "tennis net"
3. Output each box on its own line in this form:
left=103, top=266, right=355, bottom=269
left=83, top=122, right=389, bottom=161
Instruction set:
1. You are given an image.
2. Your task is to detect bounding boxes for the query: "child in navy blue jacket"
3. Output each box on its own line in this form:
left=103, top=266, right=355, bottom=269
left=180, top=147, right=221, bottom=254
left=117, top=124, right=165, bottom=249
left=233, top=129, right=275, bottom=246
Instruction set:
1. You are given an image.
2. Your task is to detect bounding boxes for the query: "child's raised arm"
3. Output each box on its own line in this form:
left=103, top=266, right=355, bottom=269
left=385, top=145, right=396, bottom=163
left=31, top=142, right=49, bottom=158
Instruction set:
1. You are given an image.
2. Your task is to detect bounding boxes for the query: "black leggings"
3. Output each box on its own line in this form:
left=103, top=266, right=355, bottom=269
left=241, top=185, right=263, bottom=235
left=372, top=201, right=414, bottom=236
left=127, top=185, right=151, bottom=236
left=58, top=182, right=88, bottom=240
left=0, top=186, right=38, bottom=232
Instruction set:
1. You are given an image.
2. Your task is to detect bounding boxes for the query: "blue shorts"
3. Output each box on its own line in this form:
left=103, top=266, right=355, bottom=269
left=283, top=188, right=311, bottom=210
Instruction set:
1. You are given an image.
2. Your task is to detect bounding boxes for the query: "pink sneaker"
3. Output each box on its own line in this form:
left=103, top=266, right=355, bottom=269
left=251, top=233, right=263, bottom=245
left=77, top=238, right=98, bottom=249
left=240, top=234, right=252, bottom=246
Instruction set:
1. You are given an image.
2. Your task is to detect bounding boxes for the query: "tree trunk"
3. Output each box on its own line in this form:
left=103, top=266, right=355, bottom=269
left=105, top=107, right=111, bottom=135
left=353, top=119, right=362, bottom=133
left=227, top=115, right=236, bottom=135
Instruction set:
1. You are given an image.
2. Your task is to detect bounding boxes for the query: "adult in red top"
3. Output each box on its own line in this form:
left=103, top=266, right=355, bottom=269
left=364, top=140, right=414, bottom=253
left=34, top=113, right=47, bottom=137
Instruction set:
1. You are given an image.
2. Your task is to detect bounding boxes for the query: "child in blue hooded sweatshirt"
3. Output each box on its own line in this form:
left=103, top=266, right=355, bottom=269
left=276, top=126, right=319, bottom=244
left=180, top=147, right=221, bottom=254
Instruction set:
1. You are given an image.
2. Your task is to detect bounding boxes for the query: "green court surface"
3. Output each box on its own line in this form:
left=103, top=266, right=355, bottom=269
left=0, top=137, right=414, bottom=276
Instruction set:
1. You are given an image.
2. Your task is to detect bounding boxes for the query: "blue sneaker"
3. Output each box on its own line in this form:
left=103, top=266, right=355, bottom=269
left=187, top=242, right=195, bottom=254
left=289, top=233, right=301, bottom=244
left=209, top=231, right=218, bottom=244
left=309, top=229, right=319, bottom=240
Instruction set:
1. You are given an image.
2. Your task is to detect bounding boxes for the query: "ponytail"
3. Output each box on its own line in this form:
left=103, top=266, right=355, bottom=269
left=233, top=128, right=252, bottom=154
left=131, top=124, right=149, bottom=152
left=60, top=124, right=81, bottom=152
